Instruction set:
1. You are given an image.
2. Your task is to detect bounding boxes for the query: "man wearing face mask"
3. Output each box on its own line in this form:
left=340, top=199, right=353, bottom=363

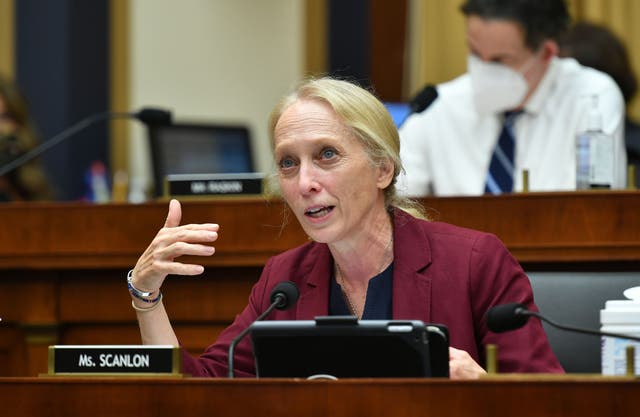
left=398, top=0, right=627, bottom=196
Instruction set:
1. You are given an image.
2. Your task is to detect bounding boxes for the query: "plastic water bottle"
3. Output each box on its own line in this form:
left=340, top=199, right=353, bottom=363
left=84, top=161, right=111, bottom=203
left=600, top=286, right=640, bottom=375
left=575, top=96, right=614, bottom=189
left=576, top=134, right=590, bottom=190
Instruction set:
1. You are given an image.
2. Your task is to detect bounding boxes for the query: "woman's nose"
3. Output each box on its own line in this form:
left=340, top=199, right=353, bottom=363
left=298, top=161, right=320, bottom=195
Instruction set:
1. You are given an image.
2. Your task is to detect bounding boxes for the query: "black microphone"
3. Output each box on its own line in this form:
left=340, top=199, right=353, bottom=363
left=486, top=302, right=640, bottom=342
left=398, top=85, right=438, bottom=127
left=227, top=280, right=299, bottom=378
left=486, top=303, right=531, bottom=333
left=0, top=107, right=172, bottom=177
left=134, top=108, right=172, bottom=126
left=410, top=84, right=438, bottom=114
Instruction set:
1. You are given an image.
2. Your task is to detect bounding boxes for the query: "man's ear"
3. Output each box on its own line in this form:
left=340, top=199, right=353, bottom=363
left=541, top=39, right=559, bottom=62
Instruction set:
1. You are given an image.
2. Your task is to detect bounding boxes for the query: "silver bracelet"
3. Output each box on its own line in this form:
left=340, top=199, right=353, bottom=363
left=131, top=294, right=163, bottom=312
left=126, top=269, right=155, bottom=297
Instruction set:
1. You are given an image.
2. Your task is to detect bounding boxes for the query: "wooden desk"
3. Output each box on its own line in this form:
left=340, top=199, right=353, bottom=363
left=1, top=191, right=639, bottom=268
left=0, top=192, right=639, bottom=376
left=1, top=376, right=638, bottom=417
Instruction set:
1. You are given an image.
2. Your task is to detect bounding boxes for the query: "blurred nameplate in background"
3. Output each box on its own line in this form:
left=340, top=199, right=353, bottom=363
left=148, top=123, right=256, bottom=198
left=164, top=173, right=265, bottom=198
left=48, top=345, right=181, bottom=376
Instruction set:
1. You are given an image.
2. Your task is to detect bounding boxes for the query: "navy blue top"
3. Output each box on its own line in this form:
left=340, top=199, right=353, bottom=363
left=329, top=262, right=394, bottom=319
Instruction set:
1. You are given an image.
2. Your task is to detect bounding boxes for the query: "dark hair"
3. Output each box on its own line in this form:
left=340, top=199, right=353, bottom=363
left=460, top=0, right=571, bottom=50
left=559, top=21, right=637, bottom=104
left=0, top=74, right=54, bottom=201
left=0, top=74, right=31, bottom=128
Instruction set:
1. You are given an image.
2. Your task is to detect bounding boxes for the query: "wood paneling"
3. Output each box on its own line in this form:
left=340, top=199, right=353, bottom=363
left=0, top=376, right=638, bottom=417
left=1, top=193, right=639, bottom=269
left=0, top=193, right=638, bottom=376
left=421, top=191, right=640, bottom=263
left=0, top=328, right=25, bottom=377
left=0, top=198, right=305, bottom=269
left=109, top=0, right=130, bottom=177
left=304, top=0, right=328, bottom=76
left=370, top=0, right=408, bottom=101
left=0, top=0, right=14, bottom=78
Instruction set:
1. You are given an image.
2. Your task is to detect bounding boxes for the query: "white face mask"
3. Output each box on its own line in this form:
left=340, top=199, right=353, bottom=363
left=468, top=54, right=533, bottom=115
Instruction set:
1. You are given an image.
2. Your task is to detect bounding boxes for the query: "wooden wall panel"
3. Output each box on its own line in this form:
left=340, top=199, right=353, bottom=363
left=0, top=193, right=638, bottom=376
left=0, top=328, right=25, bottom=376
left=1, top=377, right=639, bottom=417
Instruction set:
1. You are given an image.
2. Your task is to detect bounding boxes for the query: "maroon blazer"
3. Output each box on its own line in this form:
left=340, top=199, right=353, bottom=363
left=182, top=209, right=563, bottom=377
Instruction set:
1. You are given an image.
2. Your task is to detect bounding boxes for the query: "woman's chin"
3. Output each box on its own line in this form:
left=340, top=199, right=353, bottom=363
left=300, top=227, right=335, bottom=244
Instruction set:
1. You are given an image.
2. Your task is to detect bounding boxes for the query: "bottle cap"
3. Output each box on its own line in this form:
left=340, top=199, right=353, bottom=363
left=601, top=287, right=640, bottom=324
left=624, top=286, right=640, bottom=301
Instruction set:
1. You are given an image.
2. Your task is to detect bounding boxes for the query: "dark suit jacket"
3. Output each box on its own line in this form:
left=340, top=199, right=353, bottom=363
left=182, top=209, right=563, bottom=377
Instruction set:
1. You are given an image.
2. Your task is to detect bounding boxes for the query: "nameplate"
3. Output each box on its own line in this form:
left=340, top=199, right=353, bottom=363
left=164, top=173, right=264, bottom=197
left=48, top=345, right=181, bottom=376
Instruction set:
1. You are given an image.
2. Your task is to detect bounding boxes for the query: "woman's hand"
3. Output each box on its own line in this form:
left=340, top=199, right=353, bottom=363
left=130, top=199, right=219, bottom=293
left=449, top=347, right=487, bottom=379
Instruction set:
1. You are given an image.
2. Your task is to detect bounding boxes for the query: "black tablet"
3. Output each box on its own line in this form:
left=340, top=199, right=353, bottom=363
left=249, top=316, right=449, bottom=379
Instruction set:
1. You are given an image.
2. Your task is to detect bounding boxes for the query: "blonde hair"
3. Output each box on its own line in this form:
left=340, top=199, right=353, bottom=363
left=268, top=77, right=424, bottom=219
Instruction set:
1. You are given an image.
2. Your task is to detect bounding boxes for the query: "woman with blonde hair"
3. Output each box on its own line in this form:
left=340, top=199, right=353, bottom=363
left=127, top=77, right=562, bottom=379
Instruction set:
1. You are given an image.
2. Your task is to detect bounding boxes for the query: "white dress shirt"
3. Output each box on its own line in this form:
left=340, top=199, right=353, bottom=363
left=398, top=57, right=627, bottom=196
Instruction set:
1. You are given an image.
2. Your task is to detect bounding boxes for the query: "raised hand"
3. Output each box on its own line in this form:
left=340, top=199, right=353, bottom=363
left=130, top=199, right=219, bottom=294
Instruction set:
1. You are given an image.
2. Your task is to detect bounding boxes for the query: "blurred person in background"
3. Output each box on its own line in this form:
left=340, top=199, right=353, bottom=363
left=559, top=21, right=640, bottom=187
left=399, top=0, right=626, bottom=196
left=0, top=74, right=54, bottom=201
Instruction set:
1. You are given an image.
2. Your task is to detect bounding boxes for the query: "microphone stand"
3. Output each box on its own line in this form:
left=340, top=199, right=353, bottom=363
left=520, top=308, right=640, bottom=342
left=0, top=111, right=132, bottom=177
left=227, top=294, right=284, bottom=378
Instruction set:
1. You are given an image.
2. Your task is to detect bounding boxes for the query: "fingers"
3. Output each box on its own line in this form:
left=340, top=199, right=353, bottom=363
left=159, top=241, right=216, bottom=259
left=173, top=223, right=220, bottom=233
left=131, top=259, right=206, bottom=295
left=139, top=259, right=206, bottom=278
left=133, top=201, right=220, bottom=292
left=449, top=346, right=464, bottom=359
left=134, top=224, right=218, bottom=284
left=154, top=226, right=219, bottom=251
left=139, top=230, right=218, bottom=276
left=448, top=347, right=486, bottom=380
left=161, top=199, right=219, bottom=238
left=133, top=239, right=214, bottom=285
left=164, top=199, right=182, bottom=228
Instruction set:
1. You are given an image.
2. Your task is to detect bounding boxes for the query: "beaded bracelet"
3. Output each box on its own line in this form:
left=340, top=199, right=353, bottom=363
left=127, top=269, right=162, bottom=304
left=127, top=269, right=155, bottom=297
left=131, top=294, right=163, bottom=313
left=128, top=282, right=163, bottom=304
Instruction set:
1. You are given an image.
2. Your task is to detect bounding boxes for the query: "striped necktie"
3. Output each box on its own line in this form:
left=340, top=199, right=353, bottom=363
left=485, top=111, right=522, bottom=194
